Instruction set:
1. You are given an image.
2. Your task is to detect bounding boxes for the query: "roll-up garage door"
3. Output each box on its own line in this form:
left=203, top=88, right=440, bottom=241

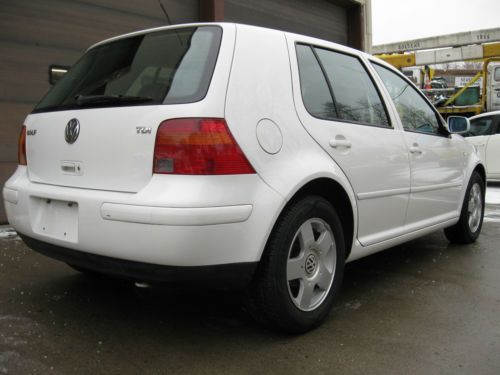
left=0, top=0, right=199, bottom=223
left=224, top=0, right=348, bottom=45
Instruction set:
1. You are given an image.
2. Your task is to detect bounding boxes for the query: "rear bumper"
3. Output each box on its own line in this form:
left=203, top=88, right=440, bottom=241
left=20, top=234, right=258, bottom=288
left=3, top=166, right=285, bottom=267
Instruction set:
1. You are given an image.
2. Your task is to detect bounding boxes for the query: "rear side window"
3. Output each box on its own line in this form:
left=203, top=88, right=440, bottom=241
left=372, top=63, right=443, bottom=135
left=296, top=44, right=390, bottom=127
left=33, top=26, right=222, bottom=113
left=314, top=48, right=389, bottom=127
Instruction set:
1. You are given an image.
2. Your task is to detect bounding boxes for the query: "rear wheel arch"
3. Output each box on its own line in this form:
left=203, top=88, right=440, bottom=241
left=245, top=178, right=354, bottom=332
left=277, top=178, right=355, bottom=259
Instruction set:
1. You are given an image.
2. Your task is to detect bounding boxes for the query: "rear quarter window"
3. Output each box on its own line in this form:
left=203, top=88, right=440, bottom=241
left=296, top=44, right=337, bottom=120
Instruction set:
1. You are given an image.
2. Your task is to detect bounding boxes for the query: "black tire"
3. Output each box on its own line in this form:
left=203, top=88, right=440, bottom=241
left=444, top=171, right=485, bottom=244
left=244, top=195, right=345, bottom=333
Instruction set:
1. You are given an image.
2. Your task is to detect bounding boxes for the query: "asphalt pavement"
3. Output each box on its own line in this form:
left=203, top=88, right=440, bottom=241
left=1, top=186, right=499, bottom=374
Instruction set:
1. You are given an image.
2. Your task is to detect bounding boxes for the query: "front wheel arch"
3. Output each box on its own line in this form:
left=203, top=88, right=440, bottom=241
left=445, top=170, right=485, bottom=244
left=473, top=164, right=486, bottom=189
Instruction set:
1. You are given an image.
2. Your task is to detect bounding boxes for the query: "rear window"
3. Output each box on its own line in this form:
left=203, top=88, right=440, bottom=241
left=33, top=26, right=222, bottom=113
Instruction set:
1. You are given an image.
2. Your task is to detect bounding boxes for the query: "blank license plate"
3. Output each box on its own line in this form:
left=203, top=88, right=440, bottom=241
left=31, top=197, right=79, bottom=242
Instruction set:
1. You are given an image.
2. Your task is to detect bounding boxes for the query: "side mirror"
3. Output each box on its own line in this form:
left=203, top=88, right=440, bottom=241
left=48, top=64, right=70, bottom=85
left=447, top=116, right=470, bottom=134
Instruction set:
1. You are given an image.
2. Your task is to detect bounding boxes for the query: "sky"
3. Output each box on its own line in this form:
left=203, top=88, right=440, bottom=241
left=372, top=0, right=500, bottom=45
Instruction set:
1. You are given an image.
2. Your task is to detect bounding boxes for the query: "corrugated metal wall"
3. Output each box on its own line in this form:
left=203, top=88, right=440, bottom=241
left=225, top=0, right=348, bottom=45
left=0, top=0, right=366, bottom=223
left=0, top=0, right=198, bottom=222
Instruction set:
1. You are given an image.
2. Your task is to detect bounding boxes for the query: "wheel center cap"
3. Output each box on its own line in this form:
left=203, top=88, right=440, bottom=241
left=305, top=254, right=317, bottom=275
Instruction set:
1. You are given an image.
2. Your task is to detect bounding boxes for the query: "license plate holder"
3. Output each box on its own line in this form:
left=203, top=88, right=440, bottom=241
left=31, top=197, right=79, bottom=242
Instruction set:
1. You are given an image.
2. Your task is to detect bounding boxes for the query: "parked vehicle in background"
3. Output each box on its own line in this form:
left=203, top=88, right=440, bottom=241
left=2, top=23, right=486, bottom=333
left=430, top=78, right=447, bottom=89
left=487, top=63, right=500, bottom=112
left=463, top=110, right=500, bottom=181
left=373, top=28, right=500, bottom=118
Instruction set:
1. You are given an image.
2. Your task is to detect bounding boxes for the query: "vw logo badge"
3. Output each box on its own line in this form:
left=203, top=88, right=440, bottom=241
left=305, top=254, right=317, bottom=275
left=65, top=118, right=80, bottom=144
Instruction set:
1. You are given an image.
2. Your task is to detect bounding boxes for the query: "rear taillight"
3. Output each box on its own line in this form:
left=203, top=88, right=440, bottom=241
left=153, top=118, right=255, bottom=175
left=18, top=126, right=27, bottom=165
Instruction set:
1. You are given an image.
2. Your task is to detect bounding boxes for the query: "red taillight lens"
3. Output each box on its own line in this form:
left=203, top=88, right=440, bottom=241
left=18, top=126, right=27, bottom=165
left=153, top=118, right=255, bottom=175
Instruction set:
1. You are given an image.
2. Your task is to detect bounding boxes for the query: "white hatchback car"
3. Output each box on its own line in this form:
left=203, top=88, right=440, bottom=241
left=3, top=23, right=485, bottom=332
left=462, top=110, right=500, bottom=181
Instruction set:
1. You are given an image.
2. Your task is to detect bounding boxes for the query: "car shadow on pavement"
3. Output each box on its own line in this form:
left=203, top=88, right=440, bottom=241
left=2, top=224, right=492, bottom=375
left=19, top=227, right=485, bottom=342
left=2, top=223, right=496, bottom=375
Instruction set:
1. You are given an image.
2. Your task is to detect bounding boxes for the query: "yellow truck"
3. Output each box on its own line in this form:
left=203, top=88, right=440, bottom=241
left=373, top=28, right=500, bottom=117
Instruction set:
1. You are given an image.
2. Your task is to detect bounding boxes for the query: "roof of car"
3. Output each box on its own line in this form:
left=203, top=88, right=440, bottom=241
left=89, top=22, right=226, bottom=50
left=87, top=22, right=394, bottom=77
left=89, top=22, right=367, bottom=57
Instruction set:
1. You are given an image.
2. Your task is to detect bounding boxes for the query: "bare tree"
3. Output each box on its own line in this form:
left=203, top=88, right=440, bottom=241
left=462, top=61, right=483, bottom=70
left=434, top=62, right=459, bottom=70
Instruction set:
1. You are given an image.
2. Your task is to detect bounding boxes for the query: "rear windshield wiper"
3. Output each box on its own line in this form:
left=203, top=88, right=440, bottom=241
left=75, top=94, right=154, bottom=106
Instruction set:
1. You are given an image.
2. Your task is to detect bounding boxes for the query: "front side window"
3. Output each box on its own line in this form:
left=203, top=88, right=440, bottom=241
left=465, top=117, right=494, bottom=137
left=372, top=63, right=443, bottom=135
left=33, top=26, right=222, bottom=113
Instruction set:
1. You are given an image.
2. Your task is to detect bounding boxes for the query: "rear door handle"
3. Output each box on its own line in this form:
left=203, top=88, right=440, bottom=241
left=329, top=139, right=352, bottom=148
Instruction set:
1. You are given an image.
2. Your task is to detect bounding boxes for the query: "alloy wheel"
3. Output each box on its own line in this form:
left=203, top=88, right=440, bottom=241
left=286, top=218, right=336, bottom=312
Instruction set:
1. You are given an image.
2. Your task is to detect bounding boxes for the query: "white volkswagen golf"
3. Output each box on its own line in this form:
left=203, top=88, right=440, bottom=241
left=462, top=110, right=500, bottom=181
left=2, top=23, right=485, bottom=332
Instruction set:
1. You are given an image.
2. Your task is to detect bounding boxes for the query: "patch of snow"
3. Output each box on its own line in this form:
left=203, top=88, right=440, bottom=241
left=0, top=228, right=17, bottom=240
left=485, top=186, right=500, bottom=205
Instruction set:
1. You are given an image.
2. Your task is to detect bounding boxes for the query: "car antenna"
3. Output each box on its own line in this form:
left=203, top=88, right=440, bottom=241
left=158, top=0, right=183, bottom=45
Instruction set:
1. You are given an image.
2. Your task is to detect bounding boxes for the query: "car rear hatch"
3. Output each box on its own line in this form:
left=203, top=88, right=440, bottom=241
left=25, top=24, right=226, bottom=193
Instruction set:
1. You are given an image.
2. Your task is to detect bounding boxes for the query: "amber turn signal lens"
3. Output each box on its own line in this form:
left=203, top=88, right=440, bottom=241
left=18, top=126, right=27, bottom=166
